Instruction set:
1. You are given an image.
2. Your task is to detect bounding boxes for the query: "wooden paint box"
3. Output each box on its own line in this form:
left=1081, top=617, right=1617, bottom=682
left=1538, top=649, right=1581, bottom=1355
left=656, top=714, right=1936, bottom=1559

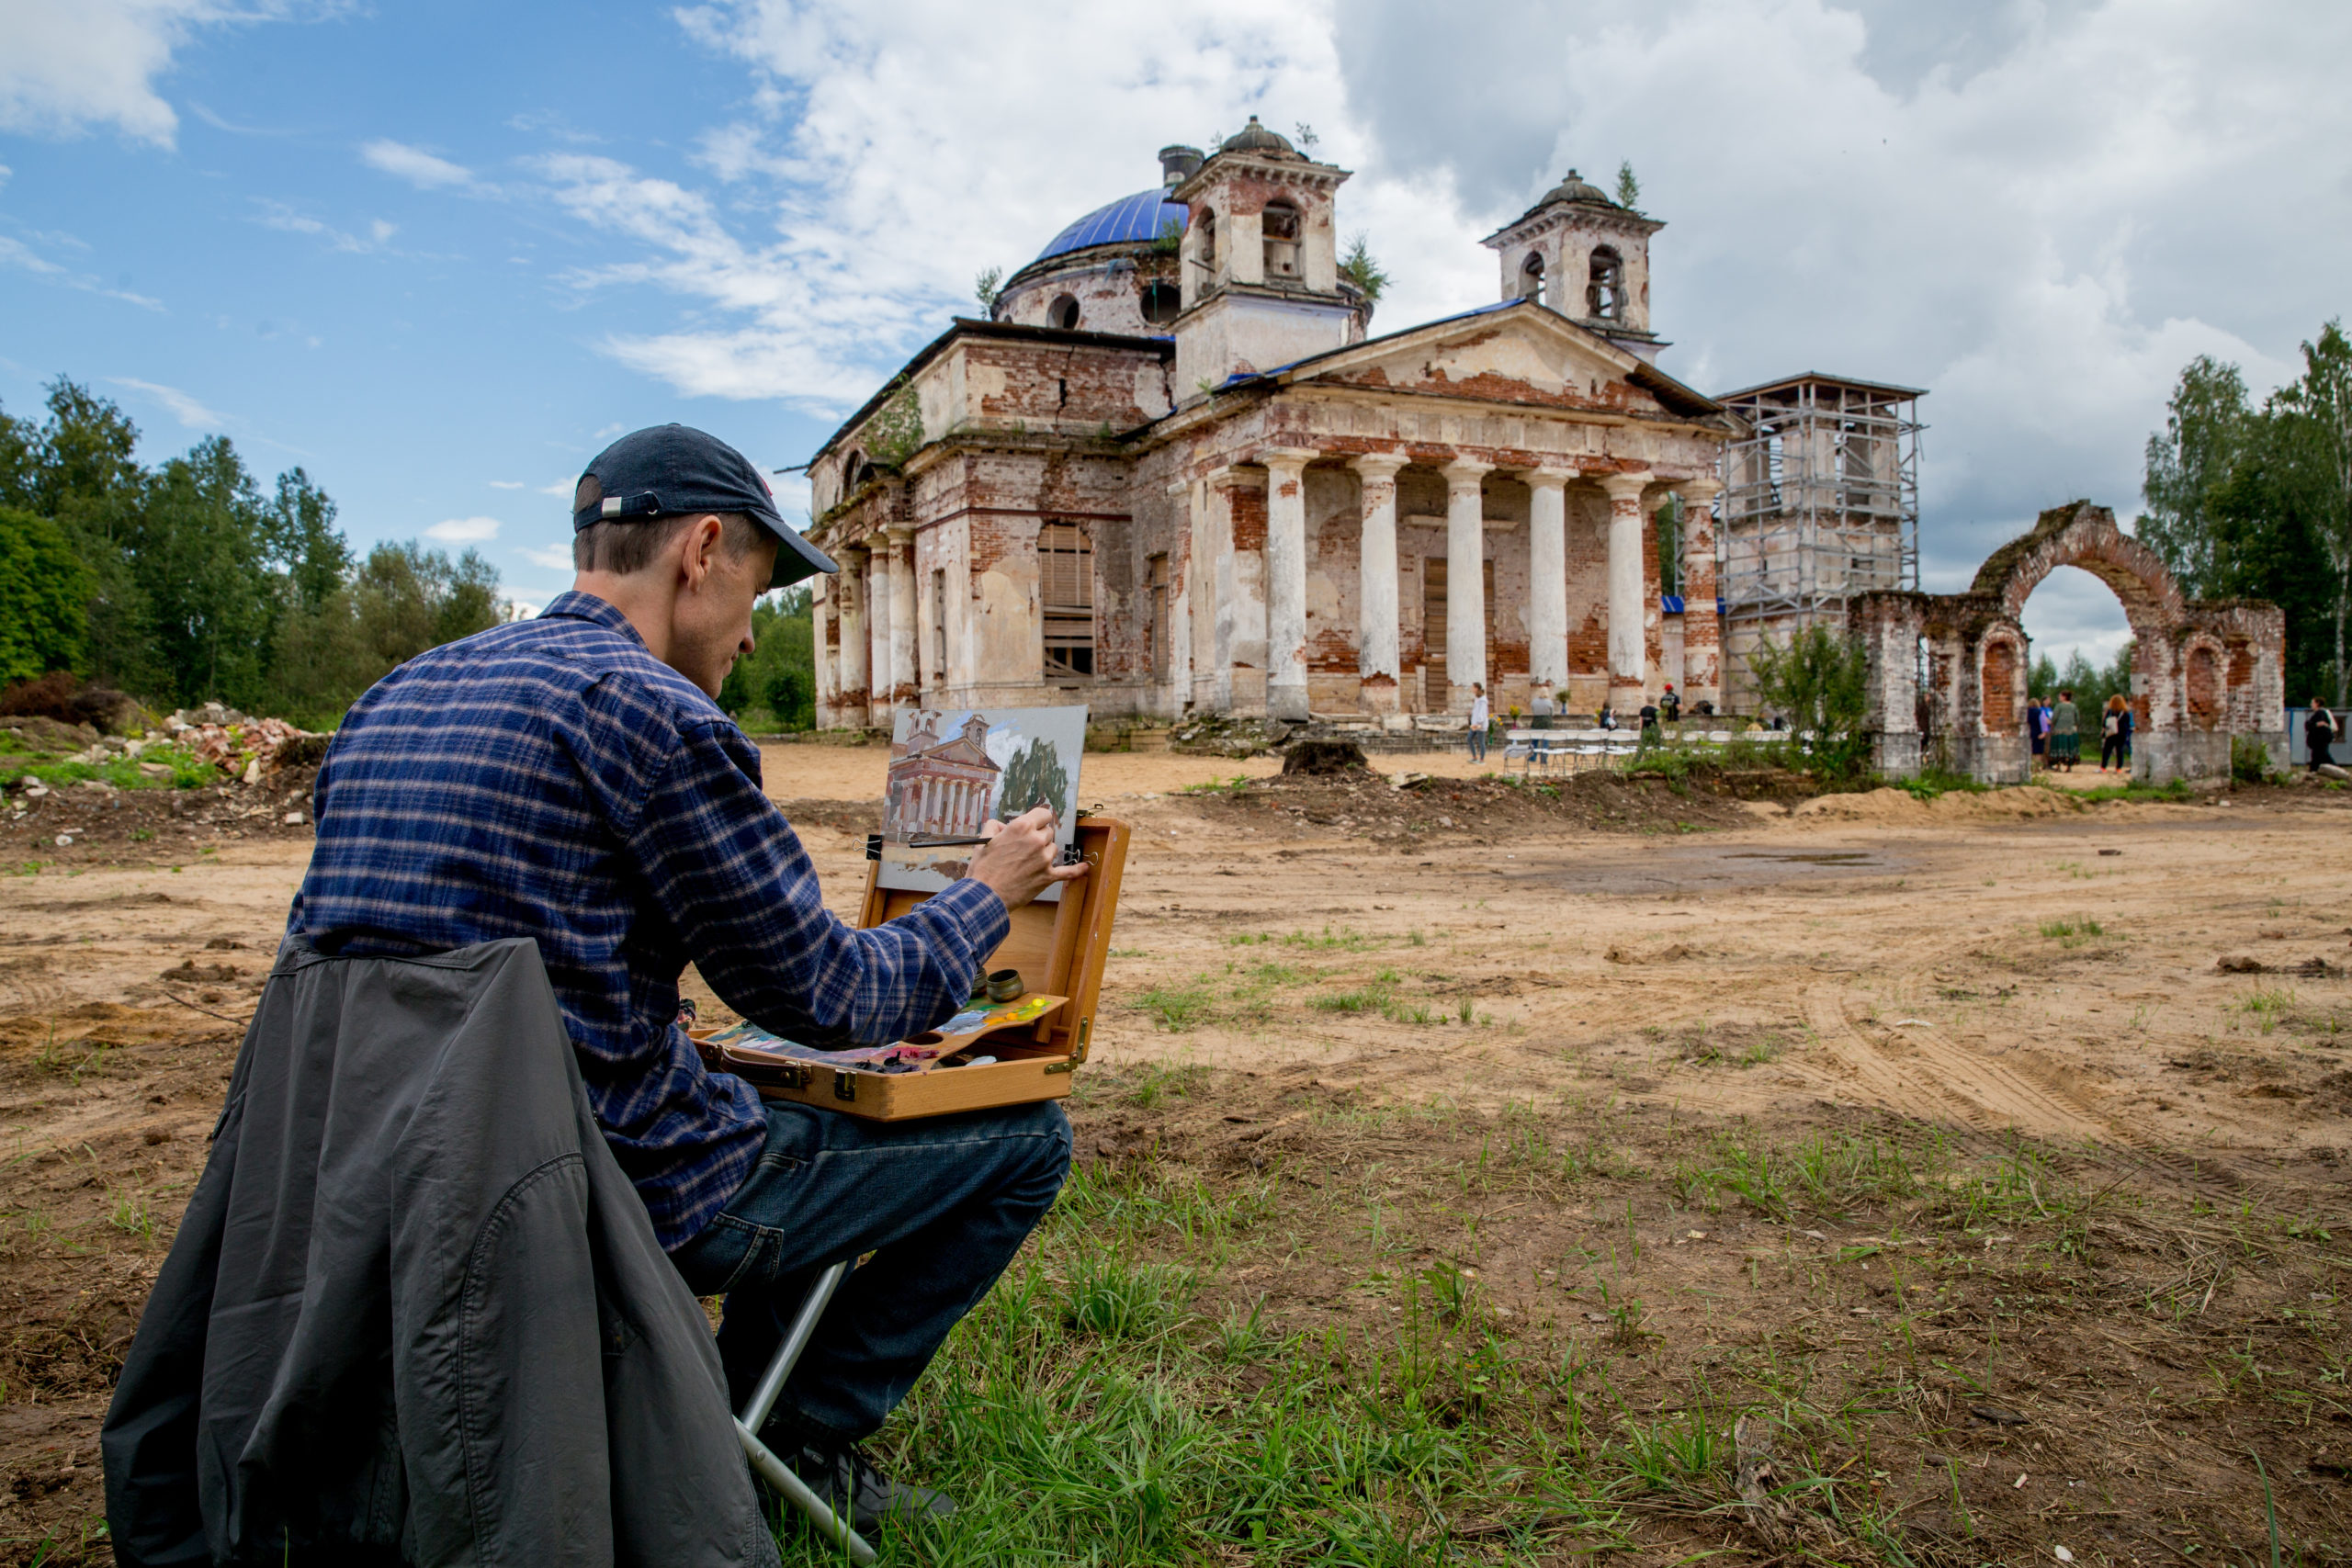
left=707, top=817, right=1128, bottom=1122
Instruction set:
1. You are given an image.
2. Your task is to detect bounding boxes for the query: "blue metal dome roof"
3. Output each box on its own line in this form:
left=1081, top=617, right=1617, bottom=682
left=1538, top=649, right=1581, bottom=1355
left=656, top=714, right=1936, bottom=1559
left=1035, top=189, right=1187, bottom=263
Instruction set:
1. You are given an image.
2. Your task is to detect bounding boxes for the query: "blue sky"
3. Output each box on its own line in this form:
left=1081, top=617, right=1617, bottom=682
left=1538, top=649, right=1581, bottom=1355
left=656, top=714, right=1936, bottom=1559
left=5, top=0, right=2346, bottom=650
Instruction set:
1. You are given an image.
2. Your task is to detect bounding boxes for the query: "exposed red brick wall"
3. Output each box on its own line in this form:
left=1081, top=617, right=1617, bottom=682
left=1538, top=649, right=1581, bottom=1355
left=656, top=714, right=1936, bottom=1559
left=1230, top=485, right=1267, bottom=553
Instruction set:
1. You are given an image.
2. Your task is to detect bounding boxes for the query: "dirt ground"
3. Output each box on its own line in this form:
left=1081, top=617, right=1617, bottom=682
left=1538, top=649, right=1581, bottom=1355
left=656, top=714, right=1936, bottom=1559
left=2, top=750, right=2347, bottom=1562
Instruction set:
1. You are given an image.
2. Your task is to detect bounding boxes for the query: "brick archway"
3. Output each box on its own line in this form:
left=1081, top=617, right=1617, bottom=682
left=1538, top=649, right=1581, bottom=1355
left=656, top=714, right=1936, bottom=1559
left=1852, top=501, right=2287, bottom=784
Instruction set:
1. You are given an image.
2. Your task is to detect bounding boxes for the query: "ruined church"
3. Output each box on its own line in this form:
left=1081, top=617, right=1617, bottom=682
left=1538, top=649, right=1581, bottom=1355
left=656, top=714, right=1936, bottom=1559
left=804, top=120, right=1913, bottom=730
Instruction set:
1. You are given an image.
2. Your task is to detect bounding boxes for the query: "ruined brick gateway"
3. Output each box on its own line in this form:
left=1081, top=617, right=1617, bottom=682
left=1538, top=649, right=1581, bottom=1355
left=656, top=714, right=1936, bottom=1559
left=1855, top=501, right=2288, bottom=784
left=800, top=123, right=2278, bottom=779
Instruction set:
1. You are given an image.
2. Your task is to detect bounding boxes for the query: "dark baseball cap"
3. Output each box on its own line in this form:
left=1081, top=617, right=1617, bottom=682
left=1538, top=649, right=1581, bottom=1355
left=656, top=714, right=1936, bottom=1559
left=573, top=423, right=837, bottom=590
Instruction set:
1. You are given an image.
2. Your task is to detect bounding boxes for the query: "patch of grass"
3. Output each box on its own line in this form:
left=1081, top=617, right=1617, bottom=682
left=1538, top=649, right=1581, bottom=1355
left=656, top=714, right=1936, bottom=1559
left=2237, top=986, right=2297, bottom=1034
left=1178, top=773, right=1253, bottom=796
left=1135, top=981, right=1214, bottom=1031
left=1896, top=763, right=1987, bottom=802
left=1123, top=1062, right=1210, bottom=1108
left=16, top=742, right=214, bottom=793
left=1059, top=1254, right=1194, bottom=1339
left=2037, top=915, right=2109, bottom=947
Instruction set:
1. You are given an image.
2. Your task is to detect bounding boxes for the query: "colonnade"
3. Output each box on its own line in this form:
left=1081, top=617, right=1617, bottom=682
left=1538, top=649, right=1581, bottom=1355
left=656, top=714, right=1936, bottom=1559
left=1255, top=450, right=1723, bottom=719
left=899, top=773, right=989, bottom=837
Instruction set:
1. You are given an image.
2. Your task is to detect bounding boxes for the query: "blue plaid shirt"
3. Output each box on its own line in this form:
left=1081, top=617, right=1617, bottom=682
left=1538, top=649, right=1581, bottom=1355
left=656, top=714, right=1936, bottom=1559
left=288, top=591, right=1010, bottom=1248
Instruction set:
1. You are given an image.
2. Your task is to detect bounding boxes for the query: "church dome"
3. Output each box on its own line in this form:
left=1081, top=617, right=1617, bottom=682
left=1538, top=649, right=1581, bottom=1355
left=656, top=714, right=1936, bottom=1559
left=1538, top=168, right=1617, bottom=209
left=1219, top=115, right=1296, bottom=157
left=1035, top=188, right=1188, bottom=263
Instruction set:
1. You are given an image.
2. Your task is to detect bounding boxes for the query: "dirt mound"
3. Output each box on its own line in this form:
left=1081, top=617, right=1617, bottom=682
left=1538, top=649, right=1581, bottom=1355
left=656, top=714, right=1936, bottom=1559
left=1177, top=763, right=1792, bottom=842
left=0, top=671, right=143, bottom=735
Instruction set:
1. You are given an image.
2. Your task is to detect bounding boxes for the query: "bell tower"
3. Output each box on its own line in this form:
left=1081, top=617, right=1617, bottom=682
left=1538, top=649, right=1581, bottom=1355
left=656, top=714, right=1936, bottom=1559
left=1482, top=168, right=1667, bottom=359
left=1171, top=117, right=1359, bottom=400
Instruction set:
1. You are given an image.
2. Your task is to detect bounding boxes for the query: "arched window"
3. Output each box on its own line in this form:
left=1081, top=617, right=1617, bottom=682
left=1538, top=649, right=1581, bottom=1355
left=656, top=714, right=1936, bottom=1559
left=844, top=449, right=875, bottom=491
left=1587, top=246, right=1624, bottom=321
left=1139, top=281, right=1181, bottom=325
left=1261, top=199, right=1301, bottom=280
left=1047, top=294, right=1080, bottom=331
left=1196, top=207, right=1216, bottom=270
left=1519, top=252, right=1545, bottom=305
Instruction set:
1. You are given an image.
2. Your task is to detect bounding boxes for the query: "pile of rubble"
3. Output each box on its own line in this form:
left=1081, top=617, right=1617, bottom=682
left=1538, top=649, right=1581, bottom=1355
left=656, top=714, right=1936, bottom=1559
left=161, top=704, right=324, bottom=782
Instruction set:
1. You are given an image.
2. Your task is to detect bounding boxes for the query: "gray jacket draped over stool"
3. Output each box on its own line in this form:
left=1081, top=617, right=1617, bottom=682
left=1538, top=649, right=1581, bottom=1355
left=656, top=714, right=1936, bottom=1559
left=100, top=937, right=779, bottom=1568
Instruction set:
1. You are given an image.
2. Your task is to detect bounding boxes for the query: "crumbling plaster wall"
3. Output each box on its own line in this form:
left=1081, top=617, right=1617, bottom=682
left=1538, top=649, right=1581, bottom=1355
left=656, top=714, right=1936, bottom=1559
left=996, top=253, right=1181, bottom=338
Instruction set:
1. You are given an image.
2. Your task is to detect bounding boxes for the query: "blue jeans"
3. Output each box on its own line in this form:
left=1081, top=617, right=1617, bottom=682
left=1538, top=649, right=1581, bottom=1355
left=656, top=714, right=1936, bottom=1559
left=670, top=1099, right=1070, bottom=1442
left=1468, top=726, right=1487, bottom=761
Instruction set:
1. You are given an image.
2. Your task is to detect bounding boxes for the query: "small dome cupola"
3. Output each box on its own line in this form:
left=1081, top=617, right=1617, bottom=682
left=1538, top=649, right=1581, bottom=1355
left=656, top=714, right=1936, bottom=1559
left=1537, top=168, right=1617, bottom=209
left=1219, top=116, right=1296, bottom=158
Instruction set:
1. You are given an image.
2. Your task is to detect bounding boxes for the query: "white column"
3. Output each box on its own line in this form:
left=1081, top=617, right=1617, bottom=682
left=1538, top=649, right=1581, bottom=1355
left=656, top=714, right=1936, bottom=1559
left=885, top=527, right=917, bottom=709
left=1600, top=471, right=1654, bottom=706
left=1261, top=447, right=1315, bottom=721
left=1350, top=454, right=1408, bottom=715
left=1442, top=458, right=1491, bottom=712
left=864, top=547, right=891, bottom=726
left=811, top=574, right=839, bottom=725
left=1524, top=469, right=1571, bottom=700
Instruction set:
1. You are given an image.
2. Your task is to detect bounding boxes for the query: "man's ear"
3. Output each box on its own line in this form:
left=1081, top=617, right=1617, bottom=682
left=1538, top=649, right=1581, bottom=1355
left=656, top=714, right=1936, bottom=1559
left=676, top=513, right=725, bottom=589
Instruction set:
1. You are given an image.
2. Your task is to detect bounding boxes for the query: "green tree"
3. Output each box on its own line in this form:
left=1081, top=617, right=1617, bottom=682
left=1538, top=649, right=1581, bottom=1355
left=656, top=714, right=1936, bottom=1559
left=0, top=507, right=90, bottom=682
left=1750, top=625, right=1871, bottom=779
left=1339, top=234, right=1388, bottom=305
left=2270, top=321, right=2352, bottom=703
left=718, top=586, right=816, bottom=730
left=2140, top=355, right=2250, bottom=598
left=1615, top=160, right=1642, bottom=210
left=997, top=734, right=1069, bottom=818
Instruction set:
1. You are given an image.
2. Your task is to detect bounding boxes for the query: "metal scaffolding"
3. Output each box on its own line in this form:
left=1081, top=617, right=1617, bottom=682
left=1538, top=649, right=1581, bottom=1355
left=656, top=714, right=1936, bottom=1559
left=1715, top=373, right=1924, bottom=706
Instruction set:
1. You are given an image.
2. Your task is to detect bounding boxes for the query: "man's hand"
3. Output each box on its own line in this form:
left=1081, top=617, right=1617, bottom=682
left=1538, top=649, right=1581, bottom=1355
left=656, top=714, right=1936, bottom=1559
left=965, top=805, right=1087, bottom=911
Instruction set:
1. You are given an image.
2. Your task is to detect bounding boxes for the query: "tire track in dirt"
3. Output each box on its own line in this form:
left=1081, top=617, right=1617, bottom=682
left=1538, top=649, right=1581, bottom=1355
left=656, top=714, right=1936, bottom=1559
left=1801, top=985, right=2095, bottom=1140
left=1801, top=984, right=2278, bottom=1201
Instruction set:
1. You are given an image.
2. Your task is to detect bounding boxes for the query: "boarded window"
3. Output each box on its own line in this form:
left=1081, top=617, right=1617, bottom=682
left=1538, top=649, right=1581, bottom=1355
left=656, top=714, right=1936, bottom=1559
left=1040, top=523, right=1095, bottom=679
left=1147, top=552, right=1170, bottom=676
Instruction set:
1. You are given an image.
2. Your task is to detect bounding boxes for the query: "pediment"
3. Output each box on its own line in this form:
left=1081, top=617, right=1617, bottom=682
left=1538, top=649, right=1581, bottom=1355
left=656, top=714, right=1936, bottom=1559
left=1278, top=301, right=1716, bottom=420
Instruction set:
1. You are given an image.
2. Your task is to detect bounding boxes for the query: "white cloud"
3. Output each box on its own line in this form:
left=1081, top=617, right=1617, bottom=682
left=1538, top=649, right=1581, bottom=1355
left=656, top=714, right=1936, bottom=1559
left=539, top=479, right=575, bottom=497
left=487, top=479, right=526, bottom=490
left=107, top=377, right=224, bottom=427
left=425, top=515, right=502, bottom=543
left=253, top=198, right=395, bottom=254
left=537, top=1, right=1346, bottom=411
left=360, top=138, right=476, bottom=190
left=0, top=0, right=307, bottom=149
left=0, top=163, right=11, bottom=188
left=516, top=543, right=575, bottom=570
left=1, top=231, right=164, bottom=308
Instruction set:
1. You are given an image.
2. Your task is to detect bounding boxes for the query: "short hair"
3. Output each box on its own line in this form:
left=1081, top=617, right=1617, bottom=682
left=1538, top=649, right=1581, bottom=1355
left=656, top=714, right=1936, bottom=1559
left=573, top=511, right=765, bottom=575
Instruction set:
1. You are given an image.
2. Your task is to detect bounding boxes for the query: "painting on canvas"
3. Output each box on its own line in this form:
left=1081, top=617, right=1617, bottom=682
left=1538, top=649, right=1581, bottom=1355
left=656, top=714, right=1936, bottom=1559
left=878, top=705, right=1087, bottom=901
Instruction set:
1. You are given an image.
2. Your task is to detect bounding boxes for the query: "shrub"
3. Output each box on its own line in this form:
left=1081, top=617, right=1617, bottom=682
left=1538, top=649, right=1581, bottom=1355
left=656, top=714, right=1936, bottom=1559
left=1748, top=625, right=1873, bottom=780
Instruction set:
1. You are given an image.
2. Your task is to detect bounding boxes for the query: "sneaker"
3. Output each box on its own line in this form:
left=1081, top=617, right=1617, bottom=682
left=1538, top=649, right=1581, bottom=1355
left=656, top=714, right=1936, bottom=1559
left=781, top=1438, right=956, bottom=1531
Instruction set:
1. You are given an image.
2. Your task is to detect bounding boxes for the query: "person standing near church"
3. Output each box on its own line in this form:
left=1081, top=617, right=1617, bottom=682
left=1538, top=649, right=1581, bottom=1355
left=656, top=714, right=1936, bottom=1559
left=2050, top=689, right=2080, bottom=771
left=1467, top=682, right=1490, bottom=762
left=2307, top=699, right=2336, bottom=772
